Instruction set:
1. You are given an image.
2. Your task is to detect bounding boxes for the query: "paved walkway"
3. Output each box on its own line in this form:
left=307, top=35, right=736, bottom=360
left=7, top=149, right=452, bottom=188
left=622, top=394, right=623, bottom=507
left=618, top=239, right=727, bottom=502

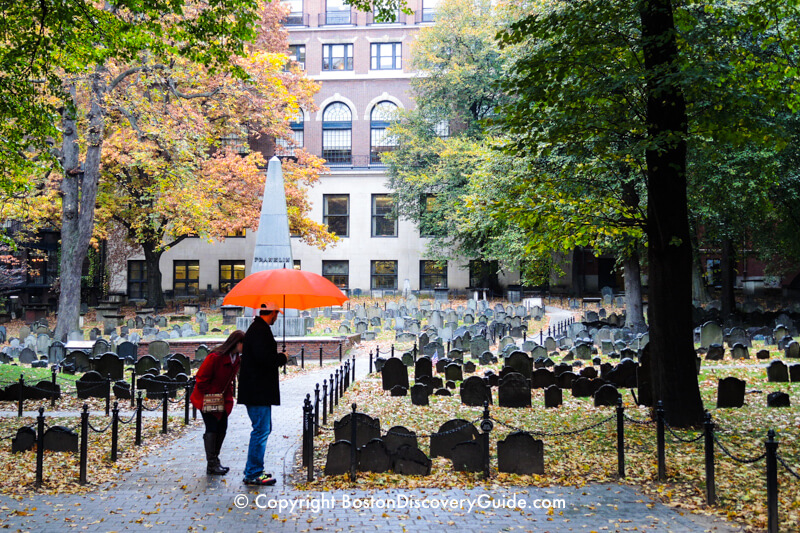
left=0, top=326, right=746, bottom=532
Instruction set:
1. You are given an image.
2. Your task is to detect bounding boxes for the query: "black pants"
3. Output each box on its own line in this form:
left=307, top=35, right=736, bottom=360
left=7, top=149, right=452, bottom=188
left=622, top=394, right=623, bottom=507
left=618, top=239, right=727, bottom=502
left=201, top=411, right=229, bottom=434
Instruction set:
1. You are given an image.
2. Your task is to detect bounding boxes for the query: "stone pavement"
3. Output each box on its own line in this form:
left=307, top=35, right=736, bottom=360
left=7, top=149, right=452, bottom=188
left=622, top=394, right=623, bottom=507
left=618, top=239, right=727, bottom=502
left=0, top=347, right=746, bottom=532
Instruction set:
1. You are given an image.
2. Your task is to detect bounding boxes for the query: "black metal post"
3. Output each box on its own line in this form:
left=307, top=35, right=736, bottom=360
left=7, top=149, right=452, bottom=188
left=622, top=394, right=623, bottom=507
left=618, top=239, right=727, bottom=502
left=656, top=401, right=666, bottom=481
left=391, top=345, right=394, bottom=358
left=329, top=373, right=335, bottom=413
left=79, top=404, right=89, bottom=484
left=351, top=353, right=356, bottom=383
left=301, top=346, right=305, bottom=369
left=540, top=330, right=543, bottom=345
left=35, top=406, right=45, bottom=487
left=161, top=385, right=169, bottom=434
left=319, top=346, right=323, bottom=367
left=130, top=368, right=137, bottom=408
left=413, top=342, right=417, bottom=362
left=135, top=391, right=143, bottom=446
left=18, top=375, right=24, bottom=418
left=184, top=382, right=191, bottom=425
left=704, top=412, right=716, bottom=505
left=302, top=394, right=310, bottom=467
left=766, top=429, right=778, bottom=533
left=349, top=403, right=357, bottom=481
left=369, top=350, right=373, bottom=374
left=339, top=343, right=342, bottom=362
left=111, top=401, right=119, bottom=462
left=334, top=371, right=339, bottom=406
left=376, top=346, right=380, bottom=359
left=482, top=401, right=491, bottom=479
left=616, top=398, right=625, bottom=478
left=305, top=396, right=314, bottom=481
left=51, top=366, right=57, bottom=408
left=314, top=383, right=320, bottom=436
left=105, top=373, right=111, bottom=416
left=339, top=367, right=344, bottom=396
left=322, top=380, right=328, bottom=427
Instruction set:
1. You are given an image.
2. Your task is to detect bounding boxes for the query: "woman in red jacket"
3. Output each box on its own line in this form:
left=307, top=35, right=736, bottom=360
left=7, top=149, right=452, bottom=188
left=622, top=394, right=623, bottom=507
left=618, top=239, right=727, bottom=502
left=190, top=330, right=244, bottom=475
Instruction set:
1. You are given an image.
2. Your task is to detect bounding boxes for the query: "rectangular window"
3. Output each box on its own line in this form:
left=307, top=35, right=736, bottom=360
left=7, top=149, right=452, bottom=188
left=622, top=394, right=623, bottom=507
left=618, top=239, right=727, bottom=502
left=322, top=44, right=353, bottom=71
left=371, top=194, right=397, bottom=237
left=323, top=194, right=349, bottom=237
left=419, top=194, right=444, bottom=237
left=323, top=260, right=349, bottom=289
left=370, top=42, right=402, bottom=70
left=326, top=0, right=351, bottom=24
left=174, top=260, right=200, bottom=297
left=283, top=0, right=304, bottom=25
left=286, top=44, right=306, bottom=70
left=469, top=259, right=499, bottom=289
left=219, top=260, right=245, bottom=293
left=27, top=249, right=57, bottom=286
left=420, top=260, right=448, bottom=289
left=422, top=0, right=439, bottom=22
left=371, top=260, right=398, bottom=290
left=128, top=261, right=147, bottom=300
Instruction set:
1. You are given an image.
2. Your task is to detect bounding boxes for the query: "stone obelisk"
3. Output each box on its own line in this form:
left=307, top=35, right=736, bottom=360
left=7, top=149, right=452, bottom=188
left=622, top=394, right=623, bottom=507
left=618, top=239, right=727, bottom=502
left=246, top=156, right=302, bottom=337
left=252, top=156, right=294, bottom=273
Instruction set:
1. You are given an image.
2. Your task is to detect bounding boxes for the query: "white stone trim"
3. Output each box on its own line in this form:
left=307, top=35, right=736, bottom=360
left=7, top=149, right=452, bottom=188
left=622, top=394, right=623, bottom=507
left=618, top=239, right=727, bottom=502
left=363, top=93, right=404, bottom=120
left=315, top=94, right=357, bottom=122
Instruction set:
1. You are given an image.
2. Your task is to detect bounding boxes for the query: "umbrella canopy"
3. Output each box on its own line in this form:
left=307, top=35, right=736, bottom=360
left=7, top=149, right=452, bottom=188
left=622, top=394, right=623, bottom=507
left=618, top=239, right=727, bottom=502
left=222, top=268, right=348, bottom=310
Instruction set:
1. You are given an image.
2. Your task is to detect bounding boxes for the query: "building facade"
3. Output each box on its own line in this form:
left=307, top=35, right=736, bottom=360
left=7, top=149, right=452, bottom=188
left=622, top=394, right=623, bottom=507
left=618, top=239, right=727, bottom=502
left=108, top=0, right=520, bottom=301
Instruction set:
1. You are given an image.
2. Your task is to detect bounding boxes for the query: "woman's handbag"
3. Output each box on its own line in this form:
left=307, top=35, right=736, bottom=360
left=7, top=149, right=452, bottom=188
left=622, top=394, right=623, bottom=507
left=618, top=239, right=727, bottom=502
left=201, top=360, right=237, bottom=413
left=202, top=392, right=225, bottom=413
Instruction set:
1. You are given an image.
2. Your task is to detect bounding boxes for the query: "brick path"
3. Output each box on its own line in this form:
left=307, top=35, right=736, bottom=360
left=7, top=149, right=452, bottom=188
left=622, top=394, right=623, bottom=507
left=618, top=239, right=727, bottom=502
left=0, top=334, right=746, bottom=532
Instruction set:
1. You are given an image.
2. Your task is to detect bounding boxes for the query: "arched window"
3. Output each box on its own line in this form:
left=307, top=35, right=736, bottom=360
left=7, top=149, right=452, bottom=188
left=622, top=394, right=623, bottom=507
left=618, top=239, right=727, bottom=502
left=322, top=103, right=352, bottom=164
left=370, top=101, right=399, bottom=164
left=276, top=111, right=304, bottom=156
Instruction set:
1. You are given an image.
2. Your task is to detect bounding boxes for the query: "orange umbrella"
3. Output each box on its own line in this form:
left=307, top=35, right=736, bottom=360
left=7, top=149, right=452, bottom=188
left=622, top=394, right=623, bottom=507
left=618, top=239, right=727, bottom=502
left=222, top=268, right=348, bottom=310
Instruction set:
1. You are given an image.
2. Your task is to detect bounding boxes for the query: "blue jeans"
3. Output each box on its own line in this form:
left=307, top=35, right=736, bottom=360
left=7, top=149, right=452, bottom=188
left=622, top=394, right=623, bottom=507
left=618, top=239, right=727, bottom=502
left=244, top=405, right=272, bottom=479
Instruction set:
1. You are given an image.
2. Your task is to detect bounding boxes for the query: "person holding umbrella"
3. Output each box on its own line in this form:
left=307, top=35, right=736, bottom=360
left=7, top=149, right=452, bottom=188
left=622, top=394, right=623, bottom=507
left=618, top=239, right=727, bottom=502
left=190, top=330, right=244, bottom=475
left=238, top=303, right=287, bottom=486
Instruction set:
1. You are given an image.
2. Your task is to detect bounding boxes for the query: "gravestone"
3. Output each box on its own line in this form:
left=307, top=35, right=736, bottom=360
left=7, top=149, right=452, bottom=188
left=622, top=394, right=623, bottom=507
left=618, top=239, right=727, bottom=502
left=91, top=339, right=110, bottom=357
left=19, top=348, right=37, bottom=365
left=716, top=377, right=745, bottom=408
left=470, top=337, right=490, bottom=357
left=358, top=439, right=392, bottom=473
left=135, top=354, right=160, bottom=375
left=95, top=353, right=124, bottom=381
left=497, top=432, right=544, bottom=474
left=324, top=441, right=352, bottom=476
left=430, top=419, right=479, bottom=460
left=459, top=376, right=491, bottom=406
left=498, top=372, right=531, bottom=408
left=434, top=388, right=451, bottom=396
left=43, top=426, right=79, bottom=453
left=12, top=427, right=36, bottom=453
left=571, top=377, right=594, bottom=398
left=148, top=339, right=170, bottom=362
left=593, top=384, right=621, bottom=407
left=731, top=343, right=749, bottom=360
left=766, top=360, right=789, bottom=382
left=117, top=341, right=138, bottom=363
left=504, top=351, right=532, bottom=379
left=700, top=322, right=724, bottom=348
left=393, top=444, right=431, bottom=475
left=786, top=340, right=800, bottom=359
left=756, top=349, right=770, bottom=360
left=444, top=363, right=463, bottom=382
left=531, top=368, right=556, bottom=389
left=36, top=334, right=51, bottom=355
left=767, top=392, right=790, bottom=407
left=414, top=357, right=432, bottom=378
left=789, top=364, right=800, bottom=382
left=383, top=426, right=418, bottom=454
left=544, top=385, right=562, bottom=408
left=390, top=385, right=407, bottom=397
left=113, top=380, right=132, bottom=400
left=410, top=384, right=430, bottom=406
left=450, top=441, right=484, bottom=473
left=381, top=358, right=409, bottom=391
left=556, top=371, right=577, bottom=390
left=705, top=344, right=725, bottom=361
left=334, top=413, right=380, bottom=448
left=76, top=371, right=110, bottom=399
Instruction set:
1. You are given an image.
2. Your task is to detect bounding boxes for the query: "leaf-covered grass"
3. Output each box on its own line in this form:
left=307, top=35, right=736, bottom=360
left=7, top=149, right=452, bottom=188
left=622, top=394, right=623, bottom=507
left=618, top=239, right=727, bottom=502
left=301, top=350, right=800, bottom=532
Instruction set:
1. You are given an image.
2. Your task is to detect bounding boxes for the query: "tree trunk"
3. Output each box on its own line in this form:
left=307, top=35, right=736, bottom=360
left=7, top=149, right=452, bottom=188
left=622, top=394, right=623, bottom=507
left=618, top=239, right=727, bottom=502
left=142, top=243, right=167, bottom=310
left=623, top=250, right=646, bottom=332
left=55, top=66, right=108, bottom=342
left=720, top=237, right=736, bottom=322
left=640, top=0, right=704, bottom=427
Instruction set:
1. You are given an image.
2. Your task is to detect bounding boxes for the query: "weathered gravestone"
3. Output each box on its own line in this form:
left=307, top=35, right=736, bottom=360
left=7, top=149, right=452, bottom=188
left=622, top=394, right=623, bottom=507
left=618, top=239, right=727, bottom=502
left=383, top=426, right=418, bottom=454
left=381, top=358, right=409, bottom=391
left=444, top=363, right=463, bottom=382
left=414, top=357, right=432, bottom=378
left=334, top=412, right=380, bottom=448
left=77, top=371, right=109, bottom=399
left=148, top=339, right=170, bottom=362
left=504, top=351, right=532, bottom=379
left=358, top=439, right=392, bottom=473
left=410, top=383, right=430, bottom=406
left=19, top=348, right=37, bottom=365
left=324, top=441, right=352, bottom=476
left=786, top=340, right=800, bottom=359
left=95, top=353, right=124, bottom=381
left=767, top=391, right=790, bottom=407
left=43, top=426, right=79, bottom=452
left=716, top=377, right=745, bottom=408
left=390, top=385, right=407, bottom=397
left=544, top=385, right=562, bottom=408
left=450, top=441, right=484, bottom=473
left=731, top=343, right=749, bottom=360
left=430, top=419, right=479, bottom=460
left=460, top=376, right=491, bottom=406
left=767, top=360, right=789, bottom=382
left=593, top=384, right=621, bottom=407
left=531, top=368, right=556, bottom=389
left=791, top=364, right=800, bottom=383
left=700, top=322, right=724, bottom=349
left=498, top=372, right=531, bottom=408
left=497, top=432, right=544, bottom=474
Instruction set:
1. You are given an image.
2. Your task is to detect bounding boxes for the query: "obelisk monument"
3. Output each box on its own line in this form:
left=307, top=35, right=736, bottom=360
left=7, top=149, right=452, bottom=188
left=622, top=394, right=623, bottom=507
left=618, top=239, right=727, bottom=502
left=252, top=156, right=294, bottom=273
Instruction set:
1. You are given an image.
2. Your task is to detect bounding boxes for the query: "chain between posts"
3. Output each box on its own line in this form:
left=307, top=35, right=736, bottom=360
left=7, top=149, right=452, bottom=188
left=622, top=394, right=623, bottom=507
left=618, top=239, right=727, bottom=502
left=713, top=433, right=767, bottom=464
left=663, top=420, right=705, bottom=444
left=776, top=455, right=800, bottom=480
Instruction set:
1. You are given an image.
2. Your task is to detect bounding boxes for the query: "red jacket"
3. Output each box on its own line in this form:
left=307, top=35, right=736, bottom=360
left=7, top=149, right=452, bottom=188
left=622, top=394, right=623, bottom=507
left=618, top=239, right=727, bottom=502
left=190, top=351, right=240, bottom=417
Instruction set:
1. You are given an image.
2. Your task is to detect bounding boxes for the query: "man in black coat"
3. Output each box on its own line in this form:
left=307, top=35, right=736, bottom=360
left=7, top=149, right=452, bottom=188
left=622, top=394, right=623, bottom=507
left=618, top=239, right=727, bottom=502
left=238, top=304, right=287, bottom=485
